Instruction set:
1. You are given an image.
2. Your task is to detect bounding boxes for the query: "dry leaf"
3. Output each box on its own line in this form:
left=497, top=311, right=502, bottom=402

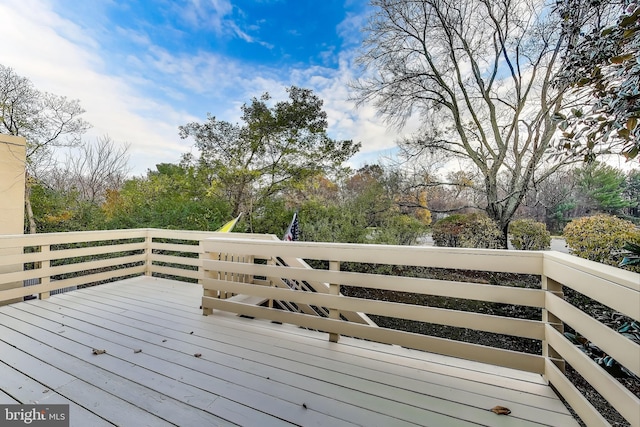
left=490, top=406, right=511, bottom=415
left=134, top=349, right=142, bottom=354
left=194, top=353, right=202, bottom=358
left=92, top=349, right=106, bottom=355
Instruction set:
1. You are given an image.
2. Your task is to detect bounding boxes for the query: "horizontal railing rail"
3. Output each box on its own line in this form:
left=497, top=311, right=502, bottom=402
left=201, top=237, right=640, bottom=427
left=0, top=229, right=148, bottom=302
left=0, top=229, right=276, bottom=302
left=202, top=239, right=549, bottom=373
left=541, top=252, right=640, bottom=426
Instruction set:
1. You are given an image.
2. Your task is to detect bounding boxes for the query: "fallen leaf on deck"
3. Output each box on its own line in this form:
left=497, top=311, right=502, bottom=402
left=194, top=353, right=202, bottom=358
left=92, top=349, right=106, bottom=355
left=490, top=406, right=511, bottom=415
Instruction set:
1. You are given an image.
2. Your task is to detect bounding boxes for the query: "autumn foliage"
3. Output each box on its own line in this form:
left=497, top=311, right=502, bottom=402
left=563, top=214, right=640, bottom=269
left=509, top=219, right=551, bottom=251
left=432, top=213, right=501, bottom=249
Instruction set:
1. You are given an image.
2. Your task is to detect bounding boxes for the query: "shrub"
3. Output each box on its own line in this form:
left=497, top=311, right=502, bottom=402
left=377, top=215, right=427, bottom=245
left=509, top=219, right=551, bottom=250
left=432, top=213, right=501, bottom=249
left=432, top=214, right=466, bottom=247
left=563, top=214, right=640, bottom=268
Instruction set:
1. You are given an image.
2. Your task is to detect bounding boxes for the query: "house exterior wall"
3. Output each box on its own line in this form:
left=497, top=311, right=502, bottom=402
left=0, top=134, right=26, bottom=303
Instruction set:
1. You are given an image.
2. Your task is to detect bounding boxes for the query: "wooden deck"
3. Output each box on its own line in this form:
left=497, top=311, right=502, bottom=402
left=0, top=276, right=579, bottom=427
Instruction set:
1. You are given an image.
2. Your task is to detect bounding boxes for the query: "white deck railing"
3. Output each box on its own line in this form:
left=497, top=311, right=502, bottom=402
left=0, top=230, right=638, bottom=426
left=201, top=237, right=640, bottom=427
left=0, top=229, right=273, bottom=302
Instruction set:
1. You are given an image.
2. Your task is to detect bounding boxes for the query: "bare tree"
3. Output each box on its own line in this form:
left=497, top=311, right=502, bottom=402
left=0, top=64, right=90, bottom=233
left=352, top=0, right=590, bottom=246
left=522, top=167, right=577, bottom=233
left=46, top=136, right=130, bottom=204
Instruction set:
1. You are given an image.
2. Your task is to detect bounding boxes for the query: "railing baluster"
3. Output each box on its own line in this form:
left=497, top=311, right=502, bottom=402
left=329, top=260, right=340, bottom=343
left=198, top=240, right=204, bottom=286
left=542, top=275, right=565, bottom=375
left=268, top=257, right=275, bottom=309
left=202, top=249, right=217, bottom=316
left=38, top=244, right=50, bottom=300
left=145, top=231, right=152, bottom=276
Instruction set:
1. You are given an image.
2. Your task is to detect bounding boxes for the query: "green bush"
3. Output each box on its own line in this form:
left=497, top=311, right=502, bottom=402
left=432, top=213, right=501, bottom=249
left=563, top=214, right=640, bottom=268
left=374, top=214, right=426, bottom=245
left=509, top=219, right=551, bottom=250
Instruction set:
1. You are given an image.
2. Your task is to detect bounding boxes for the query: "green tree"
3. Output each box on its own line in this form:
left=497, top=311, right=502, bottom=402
left=104, top=163, right=231, bottom=230
left=352, top=0, right=583, bottom=247
left=179, top=87, right=360, bottom=219
left=29, top=184, right=105, bottom=233
left=263, top=166, right=428, bottom=245
left=624, top=169, right=640, bottom=219
left=298, top=201, right=369, bottom=243
left=556, top=3, right=640, bottom=160
left=575, top=162, right=634, bottom=214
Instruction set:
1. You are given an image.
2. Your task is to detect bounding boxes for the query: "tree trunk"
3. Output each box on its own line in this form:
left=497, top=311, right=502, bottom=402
left=24, top=172, right=37, bottom=234
left=499, top=221, right=509, bottom=250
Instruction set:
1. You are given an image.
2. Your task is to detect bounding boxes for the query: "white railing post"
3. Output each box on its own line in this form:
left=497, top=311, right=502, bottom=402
left=198, top=240, right=204, bottom=285
left=542, top=275, right=565, bottom=377
left=202, top=246, right=218, bottom=316
left=329, top=260, right=340, bottom=343
left=145, top=230, right=152, bottom=276
left=38, top=244, right=50, bottom=300
left=268, top=257, right=275, bottom=309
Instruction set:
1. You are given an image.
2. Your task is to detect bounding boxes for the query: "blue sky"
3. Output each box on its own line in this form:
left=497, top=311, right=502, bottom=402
left=0, top=0, right=416, bottom=175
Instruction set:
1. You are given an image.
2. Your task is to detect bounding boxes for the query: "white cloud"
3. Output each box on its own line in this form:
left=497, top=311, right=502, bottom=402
left=0, top=0, right=195, bottom=175
left=176, top=0, right=271, bottom=46
left=0, top=0, right=418, bottom=176
left=178, top=0, right=233, bottom=31
left=288, top=49, right=422, bottom=160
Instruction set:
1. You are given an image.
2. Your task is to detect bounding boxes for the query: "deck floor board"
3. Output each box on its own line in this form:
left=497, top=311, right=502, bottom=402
left=58, top=285, right=553, bottom=401
left=47, top=288, right=570, bottom=420
left=67, top=281, right=560, bottom=400
left=3, top=304, right=422, bottom=427
left=14, top=299, right=541, bottom=427
left=0, top=277, right=579, bottom=427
